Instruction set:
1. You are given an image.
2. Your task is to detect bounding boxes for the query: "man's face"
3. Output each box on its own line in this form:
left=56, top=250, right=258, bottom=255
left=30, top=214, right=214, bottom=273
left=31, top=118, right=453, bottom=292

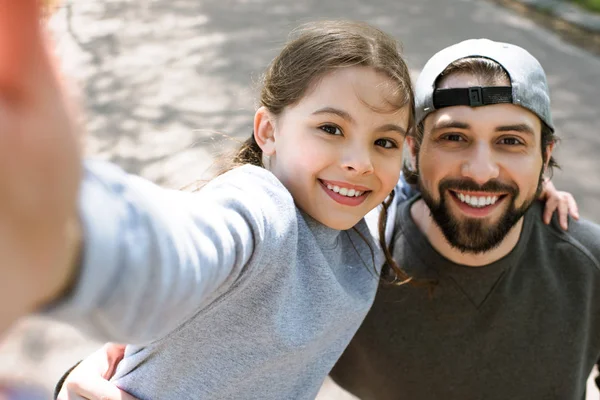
left=411, top=73, right=551, bottom=254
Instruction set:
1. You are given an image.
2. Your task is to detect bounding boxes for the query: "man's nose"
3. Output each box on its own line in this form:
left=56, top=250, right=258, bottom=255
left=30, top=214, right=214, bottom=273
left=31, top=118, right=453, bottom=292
left=461, top=142, right=500, bottom=185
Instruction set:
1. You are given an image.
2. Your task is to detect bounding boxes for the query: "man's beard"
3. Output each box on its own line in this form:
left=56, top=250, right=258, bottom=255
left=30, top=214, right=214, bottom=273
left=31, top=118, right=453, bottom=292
left=418, top=173, right=543, bottom=254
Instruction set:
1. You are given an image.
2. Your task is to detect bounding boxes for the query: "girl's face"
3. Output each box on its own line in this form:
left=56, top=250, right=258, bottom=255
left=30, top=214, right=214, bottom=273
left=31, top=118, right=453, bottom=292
left=256, top=66, right=410, bottom=230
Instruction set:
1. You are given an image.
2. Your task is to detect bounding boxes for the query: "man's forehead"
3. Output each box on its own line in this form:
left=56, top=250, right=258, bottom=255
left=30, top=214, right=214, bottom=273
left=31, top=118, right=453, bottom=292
left=427, top=104, right=541, bottom=134
left=436, top=72, right=510, bottom=90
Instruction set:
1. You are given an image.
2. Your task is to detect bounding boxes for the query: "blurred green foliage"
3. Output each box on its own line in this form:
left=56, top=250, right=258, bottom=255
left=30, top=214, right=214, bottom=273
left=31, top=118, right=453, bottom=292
left=572, top=0, right=600, bottom=13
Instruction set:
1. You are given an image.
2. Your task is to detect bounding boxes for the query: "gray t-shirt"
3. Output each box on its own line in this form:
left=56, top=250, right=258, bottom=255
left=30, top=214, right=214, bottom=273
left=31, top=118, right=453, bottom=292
left=47, top=161, right=389, bottom=400
left=331, top=195, right=600, bottom=400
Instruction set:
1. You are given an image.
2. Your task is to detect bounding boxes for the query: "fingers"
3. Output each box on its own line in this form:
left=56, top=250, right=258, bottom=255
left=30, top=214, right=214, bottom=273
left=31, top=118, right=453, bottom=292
left=540, top=177, right=580, bottom=230
left=56, top=343, right=133, bottom=400
left=557, top=197, right=569, bottom=231
left=0, top=0, right=43, bottom=94
left=64, top=379, right=139, bottom=400
left=542, top=192, right=579, bottom=230
left=56, top=387, right=87, bottom=400
left=542, top=197, right=556, bottom=225
left=567, top=194, right=580, bottom=221
left=557, top=193, right=580, bottom=230
left=103, top=343, right=127, bottom=379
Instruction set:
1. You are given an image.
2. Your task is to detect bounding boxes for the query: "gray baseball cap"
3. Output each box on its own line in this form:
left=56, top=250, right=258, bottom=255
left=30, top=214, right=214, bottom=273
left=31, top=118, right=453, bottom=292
left=415, top=38, right=554, bottom=131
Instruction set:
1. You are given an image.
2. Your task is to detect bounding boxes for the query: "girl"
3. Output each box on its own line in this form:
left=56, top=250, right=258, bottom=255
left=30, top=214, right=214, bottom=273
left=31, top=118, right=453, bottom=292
left=2, top=2, right=415, bottom=399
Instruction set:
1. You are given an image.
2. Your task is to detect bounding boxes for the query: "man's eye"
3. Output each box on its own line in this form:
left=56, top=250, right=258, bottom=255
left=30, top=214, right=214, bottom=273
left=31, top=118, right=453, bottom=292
left=442, top=134, right=464, bottom=142
left=498, top=137, right=523, bottom=146
left=375, top=138, right=398, bottom=149
left=319, top=125, right=342, bottom=136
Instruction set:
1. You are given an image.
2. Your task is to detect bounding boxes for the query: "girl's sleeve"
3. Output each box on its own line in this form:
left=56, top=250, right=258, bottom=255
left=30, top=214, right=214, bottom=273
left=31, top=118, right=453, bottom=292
left=43, top=161, right=294, bottom=345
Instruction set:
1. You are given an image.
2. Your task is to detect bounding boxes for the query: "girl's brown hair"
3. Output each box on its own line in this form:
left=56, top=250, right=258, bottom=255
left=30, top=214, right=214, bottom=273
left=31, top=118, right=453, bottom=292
left=223, top=20, right=415, bottom=284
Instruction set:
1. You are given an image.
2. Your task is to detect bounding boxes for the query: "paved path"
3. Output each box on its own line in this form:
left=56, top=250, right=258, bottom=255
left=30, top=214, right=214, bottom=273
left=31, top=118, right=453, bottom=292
left=0, top=0, right=599, bottom=398
left=47, top=0, right=600, bottom=221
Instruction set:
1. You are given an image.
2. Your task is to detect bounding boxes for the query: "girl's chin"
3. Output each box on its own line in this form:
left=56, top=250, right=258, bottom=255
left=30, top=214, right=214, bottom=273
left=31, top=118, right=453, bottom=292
left=318, top=213, right=363, bottom=231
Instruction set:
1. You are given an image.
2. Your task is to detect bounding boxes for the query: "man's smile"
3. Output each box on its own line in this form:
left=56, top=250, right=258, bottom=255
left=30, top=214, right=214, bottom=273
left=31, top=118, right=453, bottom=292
left=448, top=190, right=508, bottom=218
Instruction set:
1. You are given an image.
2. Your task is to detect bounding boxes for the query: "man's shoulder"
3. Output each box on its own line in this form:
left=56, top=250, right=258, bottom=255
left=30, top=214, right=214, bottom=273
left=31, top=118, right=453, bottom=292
left=560, top=217, right=600, bottom=266
left=537, top=208, right=600, bottom=271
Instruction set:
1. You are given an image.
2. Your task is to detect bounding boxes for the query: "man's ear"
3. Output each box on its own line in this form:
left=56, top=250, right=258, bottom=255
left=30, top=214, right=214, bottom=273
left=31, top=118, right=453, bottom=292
left=543, top=141, right=555, bottom=174
left=406, top=136, right=418, bottom=170
left=253, top=107, right=276, bottom=156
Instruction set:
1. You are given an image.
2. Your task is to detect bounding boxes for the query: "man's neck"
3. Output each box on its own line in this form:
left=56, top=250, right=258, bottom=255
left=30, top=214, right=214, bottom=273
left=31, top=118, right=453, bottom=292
left=410, top=199, right=524, bottom=267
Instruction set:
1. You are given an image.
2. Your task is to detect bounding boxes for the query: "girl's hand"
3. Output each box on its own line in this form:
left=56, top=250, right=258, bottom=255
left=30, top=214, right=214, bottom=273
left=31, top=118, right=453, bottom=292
left=539, top=178, right=579, bottom=230
left=0, top=0, right=82, bottom=334
left=56, top=343, right=139, bottom=400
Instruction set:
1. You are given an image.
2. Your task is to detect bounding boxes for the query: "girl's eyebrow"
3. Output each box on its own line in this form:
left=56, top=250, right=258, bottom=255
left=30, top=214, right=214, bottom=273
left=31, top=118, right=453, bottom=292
left=375, top=124, right=406, bottom=136
left=312, top=107, right=354, bottom=123
left=312, top=107, right=406, bottom=136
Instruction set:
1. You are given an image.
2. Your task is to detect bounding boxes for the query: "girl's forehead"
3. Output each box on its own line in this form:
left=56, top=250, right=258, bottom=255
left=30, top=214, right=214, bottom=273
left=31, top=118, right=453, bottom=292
left=297, top=67, right=408, bottom=119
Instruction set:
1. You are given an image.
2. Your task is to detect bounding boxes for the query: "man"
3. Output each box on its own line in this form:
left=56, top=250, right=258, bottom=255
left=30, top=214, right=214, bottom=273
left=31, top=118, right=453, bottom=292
left=330, top=39, right=600, bottom=399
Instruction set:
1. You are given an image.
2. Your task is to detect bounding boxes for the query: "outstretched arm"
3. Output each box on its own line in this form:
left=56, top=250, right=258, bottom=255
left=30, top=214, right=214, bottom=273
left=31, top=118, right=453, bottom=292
left=0, top=0, right=290, bottom=345
left=0, top=0, right=83, bottom=335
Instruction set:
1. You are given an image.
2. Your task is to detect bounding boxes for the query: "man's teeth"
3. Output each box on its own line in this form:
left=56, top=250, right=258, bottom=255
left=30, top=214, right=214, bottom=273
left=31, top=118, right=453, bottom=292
left=456, top=193, right=499, bottom=208
left=327, top=184, right=363, bottom=197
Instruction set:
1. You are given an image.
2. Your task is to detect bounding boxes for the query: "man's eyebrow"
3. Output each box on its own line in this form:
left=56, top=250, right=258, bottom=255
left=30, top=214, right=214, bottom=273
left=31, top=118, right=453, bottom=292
left=431, top=120, right=470, bottom=131
left=495, top=124, right=535, bottom=135
left=312, top=107, right=355, bottom=124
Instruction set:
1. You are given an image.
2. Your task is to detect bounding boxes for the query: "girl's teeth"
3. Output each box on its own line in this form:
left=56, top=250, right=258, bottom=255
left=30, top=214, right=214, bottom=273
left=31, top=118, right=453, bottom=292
left=324, top=183, right=365, bottom=198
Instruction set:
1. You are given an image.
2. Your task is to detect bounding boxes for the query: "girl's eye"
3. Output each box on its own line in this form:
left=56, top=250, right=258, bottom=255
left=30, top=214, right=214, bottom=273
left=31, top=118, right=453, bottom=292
left=319, top=124, right=342, bottom=136
left=375, top=138, right=398, bottom=149
left=498, top=137, right=524, bottom=146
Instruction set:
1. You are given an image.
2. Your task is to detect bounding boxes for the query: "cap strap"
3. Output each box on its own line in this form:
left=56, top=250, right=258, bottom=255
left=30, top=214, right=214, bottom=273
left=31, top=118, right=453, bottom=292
left=433, top=86, right=513, bottom=109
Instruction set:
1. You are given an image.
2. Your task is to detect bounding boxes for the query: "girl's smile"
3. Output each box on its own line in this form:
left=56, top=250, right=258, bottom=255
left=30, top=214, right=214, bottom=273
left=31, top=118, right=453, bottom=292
left=254, top=66, right=410, bottom=230
left=319, top=179, right=371, bottom=207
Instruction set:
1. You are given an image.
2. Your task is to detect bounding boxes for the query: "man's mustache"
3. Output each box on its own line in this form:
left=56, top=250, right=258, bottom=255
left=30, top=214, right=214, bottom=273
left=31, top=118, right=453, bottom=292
left=437, top=178, right=519, bottom=196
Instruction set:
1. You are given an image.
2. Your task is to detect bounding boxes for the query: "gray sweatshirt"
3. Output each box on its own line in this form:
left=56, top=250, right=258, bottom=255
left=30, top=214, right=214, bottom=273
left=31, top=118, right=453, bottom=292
left=47, top=161, right=396, bottom=400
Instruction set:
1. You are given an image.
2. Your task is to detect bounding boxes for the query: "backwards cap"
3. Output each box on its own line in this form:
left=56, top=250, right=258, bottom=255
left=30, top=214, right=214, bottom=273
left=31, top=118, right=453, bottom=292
left=415, top=38, right=554, bottom=131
